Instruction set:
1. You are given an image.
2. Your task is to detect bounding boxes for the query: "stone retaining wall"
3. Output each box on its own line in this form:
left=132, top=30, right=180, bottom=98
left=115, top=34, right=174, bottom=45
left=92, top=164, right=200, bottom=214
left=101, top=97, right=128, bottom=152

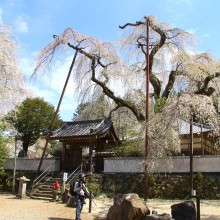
left=88, top=173, right=220, bottom=200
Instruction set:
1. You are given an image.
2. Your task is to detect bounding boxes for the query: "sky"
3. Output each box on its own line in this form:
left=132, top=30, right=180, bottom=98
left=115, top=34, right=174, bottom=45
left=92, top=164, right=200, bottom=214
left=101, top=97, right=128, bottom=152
left=0, top=0, right=220, bottom=121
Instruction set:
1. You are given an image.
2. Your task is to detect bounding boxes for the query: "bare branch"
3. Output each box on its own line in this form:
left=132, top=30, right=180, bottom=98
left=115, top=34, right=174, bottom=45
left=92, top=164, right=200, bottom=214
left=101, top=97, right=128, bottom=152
left=119, top=21, right=144, bottom=29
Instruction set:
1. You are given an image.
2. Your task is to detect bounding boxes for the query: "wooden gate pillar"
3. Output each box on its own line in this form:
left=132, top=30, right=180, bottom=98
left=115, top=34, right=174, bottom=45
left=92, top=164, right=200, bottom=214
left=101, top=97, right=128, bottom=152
left=61, top=144, right=66, bottom=171
left=89, top=146, right=93, bottom=174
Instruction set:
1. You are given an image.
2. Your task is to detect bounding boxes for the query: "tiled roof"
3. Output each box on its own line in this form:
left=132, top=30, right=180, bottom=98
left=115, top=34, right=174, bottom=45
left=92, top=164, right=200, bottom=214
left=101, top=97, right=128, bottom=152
left=51, top=117, right=114, bottom=139
left=177, top=119, right=212, bottom=135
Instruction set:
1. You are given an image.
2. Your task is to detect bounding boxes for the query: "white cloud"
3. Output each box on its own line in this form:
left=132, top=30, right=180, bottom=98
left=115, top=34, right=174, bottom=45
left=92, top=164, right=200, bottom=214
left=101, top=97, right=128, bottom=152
left=14, top=15, right=28, bottom=33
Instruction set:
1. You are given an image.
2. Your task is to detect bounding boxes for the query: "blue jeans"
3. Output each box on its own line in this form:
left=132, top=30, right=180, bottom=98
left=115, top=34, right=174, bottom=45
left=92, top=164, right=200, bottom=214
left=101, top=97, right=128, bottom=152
left=75, top=195, right=84, bottom=220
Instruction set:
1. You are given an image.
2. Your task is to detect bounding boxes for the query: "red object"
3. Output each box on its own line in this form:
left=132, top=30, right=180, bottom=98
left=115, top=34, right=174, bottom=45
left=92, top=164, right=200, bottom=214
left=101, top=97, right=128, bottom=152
left=54, top=181, right=59, bottom=190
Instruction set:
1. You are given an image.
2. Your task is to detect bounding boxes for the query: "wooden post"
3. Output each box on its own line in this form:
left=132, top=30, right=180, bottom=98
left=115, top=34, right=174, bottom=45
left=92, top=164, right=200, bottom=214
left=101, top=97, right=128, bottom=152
left=61, top=144, right=66, bottom=171
left=89, top=146, right=93, bottom=174
left=199, top=115, right=204, bottom=155
left=89, top=190, right=92, bottom=213
left=196, top=193, right=201, bottom=220
left=190, top=111, right=194, bottom=195
left=12, top=135, right=17, bottom=194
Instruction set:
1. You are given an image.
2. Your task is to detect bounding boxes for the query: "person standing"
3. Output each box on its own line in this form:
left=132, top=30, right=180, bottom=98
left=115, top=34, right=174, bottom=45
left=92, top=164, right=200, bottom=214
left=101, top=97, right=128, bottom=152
left=74, top=173, right=86, bottom=220
left=53, top=180, right=60, bottom=201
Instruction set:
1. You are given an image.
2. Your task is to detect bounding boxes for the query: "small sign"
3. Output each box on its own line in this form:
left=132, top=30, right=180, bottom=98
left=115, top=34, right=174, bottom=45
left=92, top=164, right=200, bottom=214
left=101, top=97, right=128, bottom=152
left=63, top=172, right=68, bottom=182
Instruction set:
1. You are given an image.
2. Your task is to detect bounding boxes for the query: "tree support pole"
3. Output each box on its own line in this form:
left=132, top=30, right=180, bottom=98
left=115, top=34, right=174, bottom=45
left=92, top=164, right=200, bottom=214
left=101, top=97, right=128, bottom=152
left=190, top=110, right=193, bottom=195
left=37, top=50, right=78, bottom=174
left=144, top=18, right=150, bottom=201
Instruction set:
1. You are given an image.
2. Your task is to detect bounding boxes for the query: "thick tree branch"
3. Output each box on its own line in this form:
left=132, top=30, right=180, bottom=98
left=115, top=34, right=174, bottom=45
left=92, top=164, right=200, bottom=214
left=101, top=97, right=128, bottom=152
left=162, top=70, right=177, bottom=98
left=137, top=37, right=147, bottom=56
left=119, top=21, right=144, bottom=29
left=67, top=40, right=146, bottom=121
left=148, top=22, right=167, bottom=98
left=68, top=42, right=95, bottom=60
left=195, top=72, right=220, bottom=96
left=120, top=17, right=167, bottom=99
left=90, top=59, right=145, bottom=121
left=162, top=63, right=183, bottom=98
left=109, top=105, right=120, bottom=118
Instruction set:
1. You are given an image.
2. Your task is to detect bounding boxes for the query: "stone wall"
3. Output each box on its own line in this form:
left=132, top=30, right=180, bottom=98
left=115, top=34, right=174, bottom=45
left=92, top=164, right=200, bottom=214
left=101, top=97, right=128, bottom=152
left=1, top=171, right=219, bottom=200
left=88, top=173, right=220, bottom=200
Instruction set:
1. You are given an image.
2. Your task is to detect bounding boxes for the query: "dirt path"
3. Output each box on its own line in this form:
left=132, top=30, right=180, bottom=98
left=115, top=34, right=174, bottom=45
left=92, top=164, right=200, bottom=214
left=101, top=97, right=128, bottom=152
left=0, top=194, right=219, bottom=220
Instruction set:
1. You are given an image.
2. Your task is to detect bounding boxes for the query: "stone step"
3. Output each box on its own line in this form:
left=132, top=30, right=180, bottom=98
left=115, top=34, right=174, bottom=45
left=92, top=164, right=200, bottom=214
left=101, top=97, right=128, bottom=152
left=31, top=196, right=54, bottom=201
left=39, top=185, right=54, bottom=189
left=50, top=177, right=63, bottom=180
left=41, top=179, right=63, bottom=185
left=36, top=189, right=54, bottom=193
left=39, top=182, right=63, bottom=187
left=31, top=173, right=64, bottom=201
left=39, top=183, right=55, bottom=187
left=32, top=192, right=55, bottom=198
left=48, top=178, right=63, bottom=182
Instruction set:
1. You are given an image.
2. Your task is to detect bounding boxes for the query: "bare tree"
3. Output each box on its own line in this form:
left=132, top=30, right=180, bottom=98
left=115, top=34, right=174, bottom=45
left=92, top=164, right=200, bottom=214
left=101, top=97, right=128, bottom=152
left=34, top=16, right=219, bottom=119
left=33, top=16, right=219, bottom=154
left=119, top=16, right=219, bottom=109
left=34, top=28, right=146, bottom=121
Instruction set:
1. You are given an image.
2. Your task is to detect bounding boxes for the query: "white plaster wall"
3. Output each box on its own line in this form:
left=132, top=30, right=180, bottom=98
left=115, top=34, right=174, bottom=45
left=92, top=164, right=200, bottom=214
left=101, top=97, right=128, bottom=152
left=4, top=158, right=60, bottom=172
left=104, top=156, right=220, bottom=173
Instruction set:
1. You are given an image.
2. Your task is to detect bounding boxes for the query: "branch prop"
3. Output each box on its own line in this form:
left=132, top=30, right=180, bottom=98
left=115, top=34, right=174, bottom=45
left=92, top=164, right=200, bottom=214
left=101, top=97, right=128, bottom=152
left=37, top=49, right=78, bottom=174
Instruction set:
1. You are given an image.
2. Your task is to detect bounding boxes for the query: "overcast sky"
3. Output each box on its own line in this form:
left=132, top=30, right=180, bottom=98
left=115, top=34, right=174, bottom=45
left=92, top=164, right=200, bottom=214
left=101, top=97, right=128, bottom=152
left=0, top=0, right=220, bottom=121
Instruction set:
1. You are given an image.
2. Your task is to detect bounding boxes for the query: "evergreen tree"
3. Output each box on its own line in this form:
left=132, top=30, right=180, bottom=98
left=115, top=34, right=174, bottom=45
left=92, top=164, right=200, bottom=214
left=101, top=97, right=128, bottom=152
left=0, top=124, right=9, bottom=174
left=5, top=97, right=62, bottom=154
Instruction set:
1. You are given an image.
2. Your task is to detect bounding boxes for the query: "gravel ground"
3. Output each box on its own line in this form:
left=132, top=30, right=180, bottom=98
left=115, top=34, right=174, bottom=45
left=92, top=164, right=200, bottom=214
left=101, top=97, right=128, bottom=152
left=0, top=194, right=219, bottom=220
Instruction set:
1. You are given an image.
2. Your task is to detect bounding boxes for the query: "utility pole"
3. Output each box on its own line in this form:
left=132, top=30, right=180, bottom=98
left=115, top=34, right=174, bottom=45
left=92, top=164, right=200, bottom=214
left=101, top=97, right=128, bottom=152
left=144, top=18, right=150, bottom=201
